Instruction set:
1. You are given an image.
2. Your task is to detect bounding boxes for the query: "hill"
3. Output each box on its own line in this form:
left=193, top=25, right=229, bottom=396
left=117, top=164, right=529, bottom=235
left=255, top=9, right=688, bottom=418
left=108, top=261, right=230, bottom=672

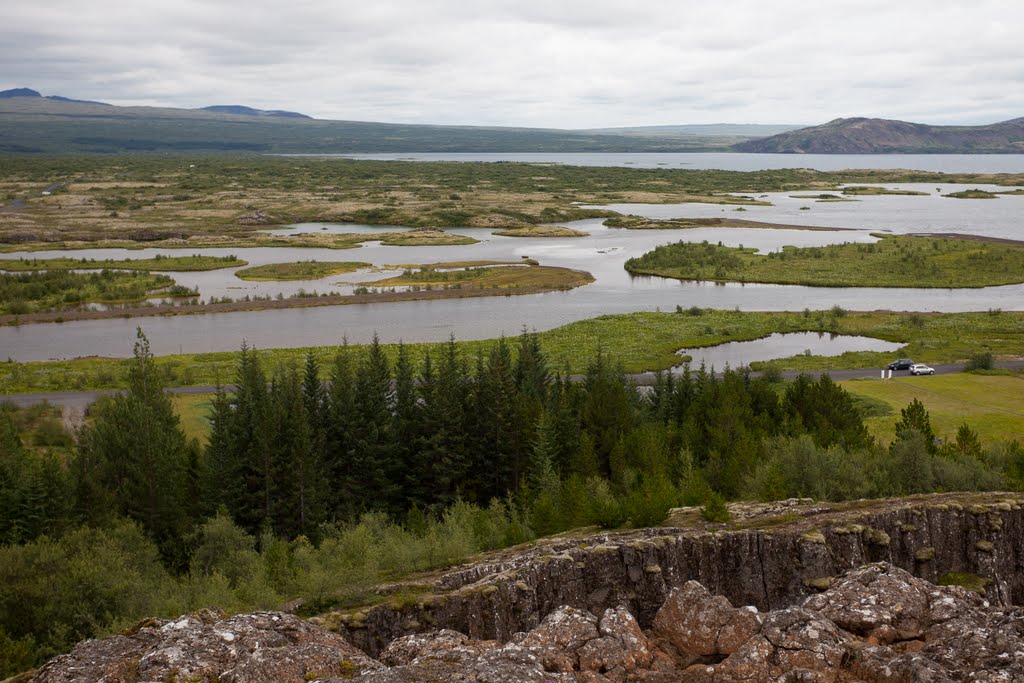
left=0, top=93, right=754, bottom=154
left=199, top=104, right=311, bottom=119
left=734, top=116, right=1024, bottom=153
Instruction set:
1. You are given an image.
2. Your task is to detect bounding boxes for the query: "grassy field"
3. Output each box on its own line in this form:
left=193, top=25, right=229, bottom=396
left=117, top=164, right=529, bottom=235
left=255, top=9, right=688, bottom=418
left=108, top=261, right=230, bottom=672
left=625, top=234, right=1024, bottom=288
left=169, top=393, right=214, bottom=446
left=0, top=254, right=245, bottom=271
left=841, top=374, right=1024, bottom=444
left=234, top=260, right=371, bottom=281
left=2, top=309, right=1020, bottom=393
left=4, top=156, right=1024, bottom=252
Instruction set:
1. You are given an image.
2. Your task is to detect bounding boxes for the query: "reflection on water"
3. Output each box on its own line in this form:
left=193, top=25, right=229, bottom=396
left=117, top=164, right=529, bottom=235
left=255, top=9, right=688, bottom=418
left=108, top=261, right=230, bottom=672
left=675, top=332, right=903, bottom=371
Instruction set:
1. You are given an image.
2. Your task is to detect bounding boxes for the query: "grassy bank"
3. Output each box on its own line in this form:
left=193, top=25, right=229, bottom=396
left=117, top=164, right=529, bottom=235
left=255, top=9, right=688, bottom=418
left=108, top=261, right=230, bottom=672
left=625, top=234, right=1024, bottom=288
left=2, top=309, right=1021, bottom=393
left=234, top=260, right=371, bottom=281
left=0, top=255, right=246, bottom=271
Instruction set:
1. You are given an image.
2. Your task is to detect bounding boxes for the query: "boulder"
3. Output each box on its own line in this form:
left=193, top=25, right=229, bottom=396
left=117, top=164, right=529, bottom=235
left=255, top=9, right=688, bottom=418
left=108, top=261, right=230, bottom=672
left=651, top=580, right=761, bottom=656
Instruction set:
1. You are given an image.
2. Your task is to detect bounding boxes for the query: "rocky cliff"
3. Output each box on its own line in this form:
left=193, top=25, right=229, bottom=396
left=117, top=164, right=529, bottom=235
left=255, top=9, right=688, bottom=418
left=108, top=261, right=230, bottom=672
left=734, top=116, right=1024, bottom=153
left=24, top=493, right=1024, bottom=682
left=30, top=563, right=1024, bottom=682
left=323, top=493, right=1024, bottom=656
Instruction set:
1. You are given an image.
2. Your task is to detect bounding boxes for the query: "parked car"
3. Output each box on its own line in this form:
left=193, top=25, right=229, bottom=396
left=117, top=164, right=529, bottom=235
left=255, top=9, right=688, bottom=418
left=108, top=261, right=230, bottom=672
left=910, top=364, right=936, bottom=375
left=887, top=358, right=914, bottom=371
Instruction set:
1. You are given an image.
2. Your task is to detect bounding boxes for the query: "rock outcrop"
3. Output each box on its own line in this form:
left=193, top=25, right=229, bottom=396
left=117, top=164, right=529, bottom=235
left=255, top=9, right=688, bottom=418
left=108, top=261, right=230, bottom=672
left=31, top=610, right=381, bottom=683
left=31, top=563, right=1024, bottom=682
left=323, top=494, right=1024, bottom=656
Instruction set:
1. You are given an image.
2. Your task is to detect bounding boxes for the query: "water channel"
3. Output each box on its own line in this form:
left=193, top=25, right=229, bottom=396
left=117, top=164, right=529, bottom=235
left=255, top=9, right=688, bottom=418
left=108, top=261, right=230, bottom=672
left=1, top=182, right=1021, bottom=361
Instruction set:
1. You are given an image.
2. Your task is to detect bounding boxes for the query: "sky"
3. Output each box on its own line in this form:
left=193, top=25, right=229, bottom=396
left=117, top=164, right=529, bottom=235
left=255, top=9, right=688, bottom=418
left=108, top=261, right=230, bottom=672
left=2, top=0, right=1022, bottom=129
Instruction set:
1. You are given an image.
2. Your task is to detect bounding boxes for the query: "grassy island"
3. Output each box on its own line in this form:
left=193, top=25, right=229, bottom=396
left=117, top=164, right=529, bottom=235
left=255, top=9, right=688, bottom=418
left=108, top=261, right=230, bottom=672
left=368, top=261, right=593, bottom=290
left=841, top=186, right=929, bottom=196
left=0, top=270, right=189, bottom=314
left=234, top=260, right=371, bottom=281
left=943, top=189, right=998, bottom=199
left=624, top=234, right=1024, bottom=288
left=0, top=254, right=245, bottom=272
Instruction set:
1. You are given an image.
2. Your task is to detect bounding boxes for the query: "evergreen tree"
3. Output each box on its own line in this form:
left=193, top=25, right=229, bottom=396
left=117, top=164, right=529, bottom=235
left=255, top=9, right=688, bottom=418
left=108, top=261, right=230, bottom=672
left=473, top=338, right=524, bottom=501
left=324, top=342, right=357, bottom=520
left=392, top=343, right=421, bottom=507
left=350, top=334, right=397, bottom=512
left=894, top=398, right=937, bottom=454
left=75, top=328, right=189, bottom=562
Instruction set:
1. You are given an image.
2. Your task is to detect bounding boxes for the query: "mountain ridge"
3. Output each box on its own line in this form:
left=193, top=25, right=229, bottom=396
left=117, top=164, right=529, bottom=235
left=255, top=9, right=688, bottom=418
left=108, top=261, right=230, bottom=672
left=734, top=116, right=1024, bottom=153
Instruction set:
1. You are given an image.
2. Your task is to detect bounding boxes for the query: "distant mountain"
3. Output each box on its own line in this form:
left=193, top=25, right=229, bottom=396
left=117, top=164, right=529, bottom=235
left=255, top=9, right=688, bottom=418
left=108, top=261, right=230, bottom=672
left=0, top=88, right=42, bottom=99
left=0, top=87, right=110, bottom=106
left=734, top=117, right=1024, bottom=154
left=200, top=105, right=311, bottom=119
left=0, top=96, right=760, bottom=154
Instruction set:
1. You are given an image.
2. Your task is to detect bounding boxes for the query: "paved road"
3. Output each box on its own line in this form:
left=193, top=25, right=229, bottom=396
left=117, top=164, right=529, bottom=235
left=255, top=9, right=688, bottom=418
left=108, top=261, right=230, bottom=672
left=5, top=362, right=1022, bottom=412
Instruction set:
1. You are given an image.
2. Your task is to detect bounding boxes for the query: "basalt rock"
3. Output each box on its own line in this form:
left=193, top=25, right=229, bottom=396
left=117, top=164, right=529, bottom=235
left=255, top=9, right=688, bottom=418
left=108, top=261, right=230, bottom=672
left=323, top=493, right=1024, bottom=656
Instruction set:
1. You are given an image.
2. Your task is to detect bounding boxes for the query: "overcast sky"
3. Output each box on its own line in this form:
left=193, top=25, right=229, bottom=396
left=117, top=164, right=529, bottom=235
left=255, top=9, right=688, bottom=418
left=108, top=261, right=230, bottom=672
left=2, top=0, right=1021, bottom=128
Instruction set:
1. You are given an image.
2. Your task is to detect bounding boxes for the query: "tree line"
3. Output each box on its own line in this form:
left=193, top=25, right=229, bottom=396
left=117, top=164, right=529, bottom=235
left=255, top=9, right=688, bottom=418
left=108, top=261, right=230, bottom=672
left=2, top=329, right=1022, bottom=676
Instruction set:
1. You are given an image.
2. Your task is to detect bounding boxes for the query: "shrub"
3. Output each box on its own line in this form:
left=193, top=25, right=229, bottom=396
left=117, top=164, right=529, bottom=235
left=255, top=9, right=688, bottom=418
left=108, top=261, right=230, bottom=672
left=965, top=351, right=994, bottom=371
left=700, top=491, right=731, bottom=523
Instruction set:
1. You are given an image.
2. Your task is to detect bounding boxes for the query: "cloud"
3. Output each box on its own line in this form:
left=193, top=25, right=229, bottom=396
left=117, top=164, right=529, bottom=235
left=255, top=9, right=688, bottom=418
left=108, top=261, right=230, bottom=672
left=1, top=0, right=1021, bottom=127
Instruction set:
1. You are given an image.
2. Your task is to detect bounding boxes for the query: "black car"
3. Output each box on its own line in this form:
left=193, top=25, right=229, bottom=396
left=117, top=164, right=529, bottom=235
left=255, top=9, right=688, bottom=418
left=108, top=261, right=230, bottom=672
left=887, top=358, right=914, bottom=371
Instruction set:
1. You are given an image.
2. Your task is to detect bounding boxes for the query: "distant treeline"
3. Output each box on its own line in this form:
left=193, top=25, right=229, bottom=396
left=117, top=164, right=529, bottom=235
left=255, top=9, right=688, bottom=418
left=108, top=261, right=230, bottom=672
left=1, top=329, right=1021, bottom=676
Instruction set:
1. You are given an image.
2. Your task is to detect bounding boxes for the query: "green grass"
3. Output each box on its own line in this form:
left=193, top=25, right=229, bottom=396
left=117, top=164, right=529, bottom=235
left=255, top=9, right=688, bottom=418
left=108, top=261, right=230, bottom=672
left=625, top=234, right=1024, bottom=288
left=2, top=309, right=1021, bottom=394
left=234, top=260, right=371, bottom=281
left=0, top=255, right=245, bottom=272
left=840, top=374, right=1024, bottom=444
left=169, top=393, right=214, bottom=445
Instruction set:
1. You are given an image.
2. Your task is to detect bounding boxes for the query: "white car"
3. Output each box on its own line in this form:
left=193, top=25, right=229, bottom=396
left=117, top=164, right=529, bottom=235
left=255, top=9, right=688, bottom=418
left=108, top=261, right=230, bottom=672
left=909, top=364, right=935, bottom=375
